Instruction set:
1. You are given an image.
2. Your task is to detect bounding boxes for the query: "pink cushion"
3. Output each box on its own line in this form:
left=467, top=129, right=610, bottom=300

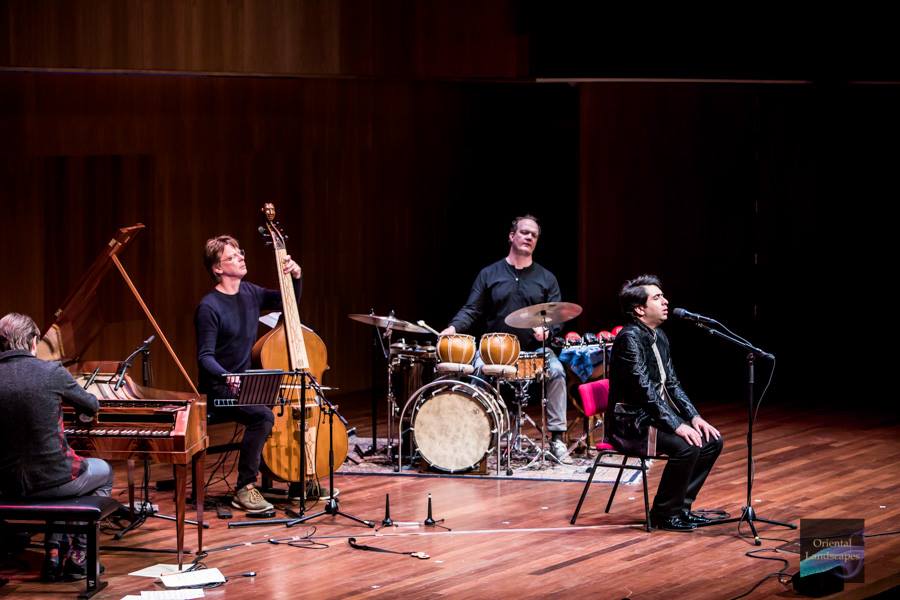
left=578, top=378, right=610, bottom=417
left=595, top=441, right=615, bottom=451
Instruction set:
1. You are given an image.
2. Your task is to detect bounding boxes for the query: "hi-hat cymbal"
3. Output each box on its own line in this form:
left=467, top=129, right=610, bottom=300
left=504, top=302, right=583, bottom=329
left=348, top=313, right=430, bottom=334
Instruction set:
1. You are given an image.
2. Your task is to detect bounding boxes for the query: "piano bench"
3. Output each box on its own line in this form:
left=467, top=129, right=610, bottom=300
left=0, top=496, right=120, bottom=599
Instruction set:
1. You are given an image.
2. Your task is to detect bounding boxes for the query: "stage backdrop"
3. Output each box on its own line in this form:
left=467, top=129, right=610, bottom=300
left=3, top=1, right=895, bottom=406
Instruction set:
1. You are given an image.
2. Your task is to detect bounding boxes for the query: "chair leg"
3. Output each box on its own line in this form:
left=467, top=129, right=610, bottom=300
left=78, top=522, right=107, bottom=599
left=570, top=452, right=603, bottom=524
left=605, top=454, right=628, bottom=513
left=640, top=458, right=651, bottom=532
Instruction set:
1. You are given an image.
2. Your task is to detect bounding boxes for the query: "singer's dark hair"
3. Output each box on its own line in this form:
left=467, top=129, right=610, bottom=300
left=619, top=274, right=662, bottom=319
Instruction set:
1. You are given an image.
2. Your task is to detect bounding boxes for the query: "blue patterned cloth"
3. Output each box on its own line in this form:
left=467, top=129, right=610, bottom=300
left=559, top=344, right=608, bottom=382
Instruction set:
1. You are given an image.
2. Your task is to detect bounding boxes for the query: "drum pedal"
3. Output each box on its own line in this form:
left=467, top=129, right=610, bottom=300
left=216, top=504, right=233, bottom=519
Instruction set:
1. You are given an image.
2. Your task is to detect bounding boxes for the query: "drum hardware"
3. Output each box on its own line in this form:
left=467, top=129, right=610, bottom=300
left=504, top=301, right=583, bottom=469
left=349, top=311, right=433, bottom=464
left=501, top=376, right=544, bottom=461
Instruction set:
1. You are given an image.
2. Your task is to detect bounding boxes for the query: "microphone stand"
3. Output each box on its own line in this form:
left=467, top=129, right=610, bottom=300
left=689, top=321, right=796, bottom=544
left=286, top=383, right=374, bottom=529
left=113, top=339, right=206, bottom=546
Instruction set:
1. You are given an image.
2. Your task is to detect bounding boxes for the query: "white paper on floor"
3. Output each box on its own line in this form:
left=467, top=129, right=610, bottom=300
left=128, top=564, right=190, bottom=578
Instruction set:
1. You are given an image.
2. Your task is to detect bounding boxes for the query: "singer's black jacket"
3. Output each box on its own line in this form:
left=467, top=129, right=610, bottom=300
left=608, top=320, right=699, bottom=435
left=0, top=349, right=99, bottom=496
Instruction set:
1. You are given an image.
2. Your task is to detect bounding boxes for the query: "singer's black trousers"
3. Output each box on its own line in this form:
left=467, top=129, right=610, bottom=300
left=650, top=431, right=723, bottom=518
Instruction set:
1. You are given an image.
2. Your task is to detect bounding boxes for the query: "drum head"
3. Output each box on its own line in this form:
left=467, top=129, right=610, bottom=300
left=413, top=389, right=492, bottom=472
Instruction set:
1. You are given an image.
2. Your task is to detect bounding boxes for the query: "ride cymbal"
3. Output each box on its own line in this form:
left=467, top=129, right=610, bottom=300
left=503, top=302, right=583, bottom=329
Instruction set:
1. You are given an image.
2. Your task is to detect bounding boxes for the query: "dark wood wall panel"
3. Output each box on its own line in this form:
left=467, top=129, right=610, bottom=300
left=0, top=70, right=578, bottom=396
left=1, top=0, right=525, bottom=79
left=577, top=83, right=824, bottom=401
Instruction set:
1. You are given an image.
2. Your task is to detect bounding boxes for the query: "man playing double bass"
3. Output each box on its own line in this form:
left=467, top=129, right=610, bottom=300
left=194, top=235, right=304, bottom=512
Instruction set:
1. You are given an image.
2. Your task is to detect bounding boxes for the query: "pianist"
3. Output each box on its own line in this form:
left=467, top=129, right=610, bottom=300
left=0, top=312, right=113, bottom=581
left=195, top=235, right=302, bottom=513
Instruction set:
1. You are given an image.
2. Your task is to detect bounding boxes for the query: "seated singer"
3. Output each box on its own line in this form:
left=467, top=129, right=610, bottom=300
left=607, top=275, right=723, bottom=532
left=0, top=313, right=113, bottom=581
left=195, top=235, right=304, bottom=513
left=440, top=214, right=570, bottom=463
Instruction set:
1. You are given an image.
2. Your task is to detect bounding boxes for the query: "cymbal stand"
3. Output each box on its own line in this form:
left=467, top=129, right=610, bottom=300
left=357, top=310, right=398, bottom=463
left=361, top=308, right=383, bottom=458
left=524, top=313, right=562, bottom=469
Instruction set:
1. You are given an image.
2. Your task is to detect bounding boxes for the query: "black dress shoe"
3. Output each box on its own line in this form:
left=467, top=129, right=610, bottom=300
left=682, top=511, right=713, bottom=525
left=649, top=514, right=697, bottom=532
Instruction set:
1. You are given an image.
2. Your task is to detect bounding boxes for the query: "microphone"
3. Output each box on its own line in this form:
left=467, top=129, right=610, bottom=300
left=671, top=308, right=718, bottom=325
left=113, top=335, right=155, bottom=390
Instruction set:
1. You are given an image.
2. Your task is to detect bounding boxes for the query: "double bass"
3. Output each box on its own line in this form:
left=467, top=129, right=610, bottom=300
left=252, top=204, right=348, bottom=484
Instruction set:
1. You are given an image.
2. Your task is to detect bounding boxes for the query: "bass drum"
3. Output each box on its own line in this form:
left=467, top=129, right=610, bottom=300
left=409, top=376, right=507, bottom=473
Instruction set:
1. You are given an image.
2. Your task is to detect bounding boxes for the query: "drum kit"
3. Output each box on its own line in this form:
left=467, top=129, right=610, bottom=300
left=349, top=300, right=583, bottom=474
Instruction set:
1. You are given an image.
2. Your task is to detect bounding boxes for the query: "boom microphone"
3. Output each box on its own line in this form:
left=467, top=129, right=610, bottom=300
left=113, top=335, right=155, bottom=390
left=671, top=308, right=718, bottom=325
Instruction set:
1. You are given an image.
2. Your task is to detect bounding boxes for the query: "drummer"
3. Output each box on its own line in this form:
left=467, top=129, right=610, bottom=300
left=440, top=215, right=570, bottom=463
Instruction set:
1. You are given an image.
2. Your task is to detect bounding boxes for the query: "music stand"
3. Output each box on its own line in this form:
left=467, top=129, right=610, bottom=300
left=218, top=369, right=312, bottom=528
left=214, top=369, right=295, bottom=409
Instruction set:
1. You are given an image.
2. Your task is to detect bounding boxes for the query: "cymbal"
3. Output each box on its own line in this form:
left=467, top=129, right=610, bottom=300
left=504, top=302, right=583, bottom=329
left=348, top=313, right=430, bottom=334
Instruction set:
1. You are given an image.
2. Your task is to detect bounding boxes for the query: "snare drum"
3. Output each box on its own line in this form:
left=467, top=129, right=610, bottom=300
left=408, top=376, right=508, bottom=473
left=515, top=351, right=545, bottom=380
left=436, top=334, right=476, bottom=365
left=479, top=332, right=520, bottom=366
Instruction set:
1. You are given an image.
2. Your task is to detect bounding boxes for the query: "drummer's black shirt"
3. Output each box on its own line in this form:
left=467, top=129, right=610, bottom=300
left=449, top=258, right=561, bottom=351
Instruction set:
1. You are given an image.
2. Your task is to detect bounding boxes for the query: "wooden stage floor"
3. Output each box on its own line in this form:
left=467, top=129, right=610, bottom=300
left=2, top=399, right=899, bottom=599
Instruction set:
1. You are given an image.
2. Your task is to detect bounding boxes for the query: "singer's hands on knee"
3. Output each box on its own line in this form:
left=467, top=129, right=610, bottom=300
left=691, top=416, right=721, bottom=442
left=675, top=423, right=703, bottom=447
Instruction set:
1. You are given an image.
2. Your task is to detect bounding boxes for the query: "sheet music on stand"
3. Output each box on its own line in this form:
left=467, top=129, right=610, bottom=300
left=214, top=369, right=301, bottom=407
